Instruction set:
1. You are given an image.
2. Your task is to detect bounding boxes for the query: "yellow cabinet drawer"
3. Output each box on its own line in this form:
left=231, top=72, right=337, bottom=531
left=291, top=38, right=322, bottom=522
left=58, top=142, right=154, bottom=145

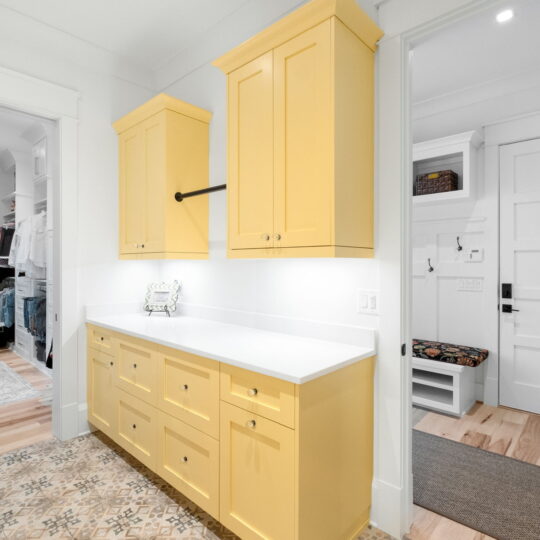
left=116, top=335, right=158, bottom=405
left=220, top=402, right=295, bottom=540
left=116, top=388, right=158, bottom=471
left=87, top=348, right=116, bottom=439
left=87, top=324, right=114, bottom=354
left=157, top=411, right=219, bottom=519
left=220, top=364, right=296, bottom=428
left=158, top=346, right=219, bottom=439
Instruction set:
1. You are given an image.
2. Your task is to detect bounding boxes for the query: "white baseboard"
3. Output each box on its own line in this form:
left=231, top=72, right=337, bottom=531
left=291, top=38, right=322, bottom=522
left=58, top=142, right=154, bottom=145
left=56, top=401, right=80, bottom=441
left=78, top=403, right=90, bottom=437
left=475, top=382, right=484, bottom=402
left=483, top=375, right=498, bottom=406
left=371, top=478, right=404, bottom=538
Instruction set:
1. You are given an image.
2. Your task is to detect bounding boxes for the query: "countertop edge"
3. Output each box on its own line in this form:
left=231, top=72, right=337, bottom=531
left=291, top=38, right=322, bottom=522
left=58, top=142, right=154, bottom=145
left=86, top=317, right=376, bottom=384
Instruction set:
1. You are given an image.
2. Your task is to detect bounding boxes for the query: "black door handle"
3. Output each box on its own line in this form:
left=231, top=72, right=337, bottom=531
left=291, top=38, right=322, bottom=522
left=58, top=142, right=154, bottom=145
left=502, top=304, right=519, bottom=313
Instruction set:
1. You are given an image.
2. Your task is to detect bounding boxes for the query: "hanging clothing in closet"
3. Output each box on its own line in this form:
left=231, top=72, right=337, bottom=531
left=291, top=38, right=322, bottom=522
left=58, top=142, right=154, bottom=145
left=23, top=296, right=46, bottom=362
left=8, top=211, right=47, bottom=278
left=0, top=225, right=15, bottom=257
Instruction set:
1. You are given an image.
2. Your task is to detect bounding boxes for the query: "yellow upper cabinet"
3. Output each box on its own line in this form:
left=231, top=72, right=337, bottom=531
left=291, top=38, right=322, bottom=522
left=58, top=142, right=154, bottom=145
left=214, top=0, right=382, bottom=258
left=113, top=94, right=212, bottom=260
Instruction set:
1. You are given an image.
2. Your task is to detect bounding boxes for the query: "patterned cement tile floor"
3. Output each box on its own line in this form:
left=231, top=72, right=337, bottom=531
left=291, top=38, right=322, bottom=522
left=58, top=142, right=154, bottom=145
left=0, top=431, right=392, bottom=539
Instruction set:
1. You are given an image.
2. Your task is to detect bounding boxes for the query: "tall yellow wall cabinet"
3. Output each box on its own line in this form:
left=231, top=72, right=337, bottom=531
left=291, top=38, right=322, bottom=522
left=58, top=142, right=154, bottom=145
left=113, top=94, right=212, bottom=259
left=214, top=0, right=383, bottom=258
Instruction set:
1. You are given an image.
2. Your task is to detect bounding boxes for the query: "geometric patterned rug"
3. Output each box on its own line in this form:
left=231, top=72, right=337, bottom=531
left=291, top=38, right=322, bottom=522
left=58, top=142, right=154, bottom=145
left=0, top=431, right=393, bottom=539
left=0, top=361, right=40, bottom=406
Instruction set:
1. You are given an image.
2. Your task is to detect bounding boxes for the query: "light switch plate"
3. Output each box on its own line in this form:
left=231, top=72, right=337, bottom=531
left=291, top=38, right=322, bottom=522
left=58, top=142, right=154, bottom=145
left=465, top=248, right=484, bottom=262
left=357, top=289, right=379, bottom=314
left=457, top=278, right=483, bottom=292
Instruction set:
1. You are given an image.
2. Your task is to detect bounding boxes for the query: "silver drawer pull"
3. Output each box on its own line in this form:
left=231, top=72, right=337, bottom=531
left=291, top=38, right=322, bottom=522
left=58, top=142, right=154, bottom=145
left=246, top=420, right=256, bottom=429
left=182, top=456, right=188, bottom=463
left=247, top=388, right=258, bottom=397
left=183, top=384, right=189, bottom=391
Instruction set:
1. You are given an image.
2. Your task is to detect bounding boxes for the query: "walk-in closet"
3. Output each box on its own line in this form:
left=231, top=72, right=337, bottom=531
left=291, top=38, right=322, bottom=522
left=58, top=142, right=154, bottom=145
left=0, top=106, right=55, bottom=449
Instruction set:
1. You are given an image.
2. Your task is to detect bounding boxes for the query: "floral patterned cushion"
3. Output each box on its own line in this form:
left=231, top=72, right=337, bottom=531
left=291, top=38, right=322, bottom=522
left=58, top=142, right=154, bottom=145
left=413, top=339, right=489, bottom=367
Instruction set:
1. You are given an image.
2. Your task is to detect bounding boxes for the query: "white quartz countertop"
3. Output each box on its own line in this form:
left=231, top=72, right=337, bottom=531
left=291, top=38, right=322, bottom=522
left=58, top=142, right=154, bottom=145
left=86, top=313, right=375, bottom=384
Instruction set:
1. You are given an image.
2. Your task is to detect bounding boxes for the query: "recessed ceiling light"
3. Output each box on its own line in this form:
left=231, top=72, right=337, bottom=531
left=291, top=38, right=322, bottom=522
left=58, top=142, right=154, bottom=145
left=496, top=9, right=514, bottom=23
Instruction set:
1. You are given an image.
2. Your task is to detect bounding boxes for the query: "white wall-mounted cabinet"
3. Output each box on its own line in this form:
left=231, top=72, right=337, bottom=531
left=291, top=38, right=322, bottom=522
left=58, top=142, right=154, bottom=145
left=413, top=131, right=482, bottom=204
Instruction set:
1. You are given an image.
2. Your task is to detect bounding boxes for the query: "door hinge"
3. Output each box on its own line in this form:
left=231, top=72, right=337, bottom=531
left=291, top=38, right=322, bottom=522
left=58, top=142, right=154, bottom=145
left=401, top=343, right=406, bottom=356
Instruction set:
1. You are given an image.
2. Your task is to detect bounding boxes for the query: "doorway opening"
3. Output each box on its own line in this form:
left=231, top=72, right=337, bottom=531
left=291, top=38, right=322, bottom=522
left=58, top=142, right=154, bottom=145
left=0, top=106, right=56, bottom=453
left=407, top=1, right=540, bottom=538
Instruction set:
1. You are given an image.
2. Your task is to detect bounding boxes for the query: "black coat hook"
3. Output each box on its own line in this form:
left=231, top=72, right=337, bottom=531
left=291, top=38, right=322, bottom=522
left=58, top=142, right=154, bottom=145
left=456, top=236, right=463, bottom=251
left=428, top=258, right=434, bottom=272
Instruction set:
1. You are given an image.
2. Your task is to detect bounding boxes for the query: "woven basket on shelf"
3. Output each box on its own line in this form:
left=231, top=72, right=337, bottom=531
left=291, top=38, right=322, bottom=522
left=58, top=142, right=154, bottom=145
left=415, top=169, right=458, bottom=196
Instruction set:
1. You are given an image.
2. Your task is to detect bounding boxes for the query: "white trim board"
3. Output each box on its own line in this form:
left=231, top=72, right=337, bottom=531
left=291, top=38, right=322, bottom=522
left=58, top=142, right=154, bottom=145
left=0, top=65, right=80, bottom=441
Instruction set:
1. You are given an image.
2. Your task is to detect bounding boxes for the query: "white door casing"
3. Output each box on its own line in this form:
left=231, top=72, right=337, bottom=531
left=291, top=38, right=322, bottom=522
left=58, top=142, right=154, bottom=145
left=0, top=66, right=80, bottom=440
left=499, top=138, right=540, bottom=414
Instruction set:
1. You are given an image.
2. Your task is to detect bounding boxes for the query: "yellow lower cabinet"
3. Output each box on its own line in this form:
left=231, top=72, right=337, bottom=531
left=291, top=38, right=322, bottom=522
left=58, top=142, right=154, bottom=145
left=116, top=388, right=158, bottom=471
left=220, top=402, right=295, bottom=540
left=158, top=347, right=220, bottom=439
left=157, top=411, right=219, bottom=519
left=116, top=334, right=159, bottom=405
left=87, top=348, right=116, bottom=439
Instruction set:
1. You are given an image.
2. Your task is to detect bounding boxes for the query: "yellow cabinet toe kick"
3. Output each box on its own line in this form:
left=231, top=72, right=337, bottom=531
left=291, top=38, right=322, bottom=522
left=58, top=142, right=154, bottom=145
left=87, top=322, right=375, bottom=540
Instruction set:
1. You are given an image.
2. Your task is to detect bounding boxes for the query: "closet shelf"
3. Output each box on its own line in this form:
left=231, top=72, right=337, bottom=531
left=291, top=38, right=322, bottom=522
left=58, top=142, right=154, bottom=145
left=3, top=211, right=15, bottom=218
left=33, top=174, right=50, bottom=184
left=1, top=191, right=31, bottom=202
left=34, top=198, right=47, bottom=207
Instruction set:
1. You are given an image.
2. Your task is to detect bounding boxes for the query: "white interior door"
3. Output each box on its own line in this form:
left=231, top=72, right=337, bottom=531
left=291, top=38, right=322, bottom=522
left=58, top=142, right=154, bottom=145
left=500, top=138, right=540, bottom=414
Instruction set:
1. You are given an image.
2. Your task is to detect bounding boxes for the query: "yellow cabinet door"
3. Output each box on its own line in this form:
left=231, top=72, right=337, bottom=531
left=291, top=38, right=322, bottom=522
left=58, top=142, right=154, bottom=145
left=116, top=388, right=158, bottom=471
left=220, top=402, right=295, bottom=540
left=119, top=124, right=145, bottom=254
left=87, top=348, right=116, bottom=439
left=157, top=411, right=219, bottom=519
left=273, top=20, right=333, bottom=248
left=228, top=51, right=274, bottom=250
left=116, top=335, right=158, bottom=406
left=139, top=113, right=166, bottom=254
left=158, top=347, right=220, bottom=439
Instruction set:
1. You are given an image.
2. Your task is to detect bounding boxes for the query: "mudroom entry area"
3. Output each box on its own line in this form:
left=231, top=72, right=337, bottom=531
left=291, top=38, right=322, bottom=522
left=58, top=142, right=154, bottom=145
left=408, top=2, right=540, bottom=539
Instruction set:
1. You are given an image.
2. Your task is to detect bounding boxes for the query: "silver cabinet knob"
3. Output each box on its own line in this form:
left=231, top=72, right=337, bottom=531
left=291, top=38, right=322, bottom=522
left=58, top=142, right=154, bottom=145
left=246, top=420, right=256, bottom=429
left=182, top=456, right=188, bottom=463
left=247, top=388, right=258, bottom=397
left=274, top=233, right=281, bottom=240
left=141, top=244, right=145, bottom=248
left=261, top=234, right=270, bottom=241
left=182, top=384, right=189, bottom=391
left=133, top=363, right=137, bottom=369
left=109, top=361, right=114, bottom=367
left=132, top=424, right=136, bottom=429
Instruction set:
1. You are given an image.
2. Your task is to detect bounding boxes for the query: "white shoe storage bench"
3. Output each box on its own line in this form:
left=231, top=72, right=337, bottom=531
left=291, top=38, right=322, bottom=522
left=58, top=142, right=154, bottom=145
left=412, top=340, right=488, bottom=417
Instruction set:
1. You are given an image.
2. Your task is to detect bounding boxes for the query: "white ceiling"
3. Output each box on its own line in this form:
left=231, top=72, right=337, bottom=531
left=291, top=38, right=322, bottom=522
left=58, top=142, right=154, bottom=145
left=0, top=0, right=250, bottom=70
left=412, top=0, right=540, bottom=104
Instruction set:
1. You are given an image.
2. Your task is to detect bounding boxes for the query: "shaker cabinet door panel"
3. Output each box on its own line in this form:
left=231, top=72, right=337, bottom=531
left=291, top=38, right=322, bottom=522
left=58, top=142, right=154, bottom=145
left=119, top=125, right=145, bottom=254
left=273, top=21, right=333, bottom=248
left=220, top=402, right=295, bottom=540
left=228, top=52, right=275, bottom=250
left=87, top=349, right=116, bottom=438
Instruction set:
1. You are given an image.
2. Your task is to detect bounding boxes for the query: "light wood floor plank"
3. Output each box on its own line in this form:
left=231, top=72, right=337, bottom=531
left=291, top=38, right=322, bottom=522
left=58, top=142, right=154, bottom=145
left=0, top=349, right=53, bottom=455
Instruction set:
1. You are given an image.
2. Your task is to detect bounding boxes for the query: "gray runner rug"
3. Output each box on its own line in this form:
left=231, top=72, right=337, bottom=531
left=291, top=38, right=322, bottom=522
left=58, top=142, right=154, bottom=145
left=413, top=429, right=540, bottom=540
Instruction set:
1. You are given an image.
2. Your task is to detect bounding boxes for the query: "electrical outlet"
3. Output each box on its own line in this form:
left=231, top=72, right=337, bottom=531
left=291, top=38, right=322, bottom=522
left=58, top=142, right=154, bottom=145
left=357, top=289, right=379, bottom=314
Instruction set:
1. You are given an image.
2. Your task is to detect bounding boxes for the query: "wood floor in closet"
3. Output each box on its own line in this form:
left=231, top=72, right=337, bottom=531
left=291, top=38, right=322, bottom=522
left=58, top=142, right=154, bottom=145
left=0, top=349, right=52, bottom=454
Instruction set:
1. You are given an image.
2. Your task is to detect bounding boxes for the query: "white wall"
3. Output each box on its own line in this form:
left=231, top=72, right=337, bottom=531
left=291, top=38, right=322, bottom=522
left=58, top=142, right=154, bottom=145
left=0, top=6, right=162, bottom=432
